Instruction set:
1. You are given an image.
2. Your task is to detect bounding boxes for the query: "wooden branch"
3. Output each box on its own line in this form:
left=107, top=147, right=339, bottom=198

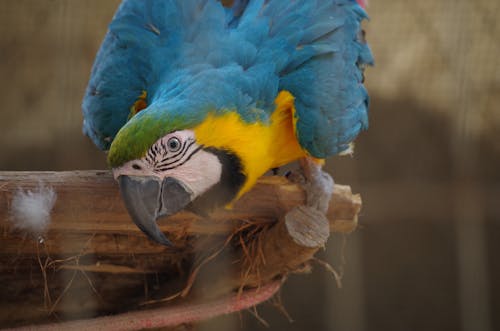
left=0, top=171, right=361, bottom=327
left=0, top=171, right=360, bottom=257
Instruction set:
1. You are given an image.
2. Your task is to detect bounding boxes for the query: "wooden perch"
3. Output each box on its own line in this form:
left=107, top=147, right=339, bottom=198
left=0, top=171, right=360, bottom=256
left=0, top=171, right=361, bottom=327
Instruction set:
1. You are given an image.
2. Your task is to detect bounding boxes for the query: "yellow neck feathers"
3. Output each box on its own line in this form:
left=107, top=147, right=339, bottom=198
left=193, top=90, right=307, bottom=200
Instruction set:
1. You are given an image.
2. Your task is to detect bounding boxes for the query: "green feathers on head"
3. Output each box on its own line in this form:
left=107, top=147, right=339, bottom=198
left=107, top=109, right=191, bottom=168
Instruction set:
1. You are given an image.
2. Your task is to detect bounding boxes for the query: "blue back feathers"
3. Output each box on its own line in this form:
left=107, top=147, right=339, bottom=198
left=82, top=0, right=373, bottom=158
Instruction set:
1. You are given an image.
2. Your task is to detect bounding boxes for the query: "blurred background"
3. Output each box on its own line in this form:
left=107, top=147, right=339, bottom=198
left=1, top=0, right=499, bottom=330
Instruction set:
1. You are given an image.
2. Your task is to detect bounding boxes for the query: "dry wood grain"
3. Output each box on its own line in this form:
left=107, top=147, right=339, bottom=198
left=0, top=171, right=361, bottom=327
left=0, top=171, right=360, bottom=257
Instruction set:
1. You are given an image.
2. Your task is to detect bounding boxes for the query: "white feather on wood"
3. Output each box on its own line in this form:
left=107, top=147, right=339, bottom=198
left=9, top=183, right=57, bottom=237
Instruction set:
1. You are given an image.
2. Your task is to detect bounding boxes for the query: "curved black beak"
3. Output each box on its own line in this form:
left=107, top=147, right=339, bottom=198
left=118, top=176, right=193, bottom=246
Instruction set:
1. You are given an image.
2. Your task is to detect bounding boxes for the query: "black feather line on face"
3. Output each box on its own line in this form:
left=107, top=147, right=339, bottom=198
left=187, top=147, right=246, bottom=215
left=155, top=140, right=195, bottom=168
left=159, top=139, right=193, bottom=162
left=145, top=137, right=197, bottom=169
left=156, top=145, right=203, bottom=171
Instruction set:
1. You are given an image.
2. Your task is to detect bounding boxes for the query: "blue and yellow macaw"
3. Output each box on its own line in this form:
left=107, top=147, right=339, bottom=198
left=83, top=0, right=373, bottom=246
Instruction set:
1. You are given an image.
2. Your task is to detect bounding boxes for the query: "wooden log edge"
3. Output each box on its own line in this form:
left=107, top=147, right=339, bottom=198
left=0, top=171, right=361, bottom=257
left=0, top=170, right=362, bottom=327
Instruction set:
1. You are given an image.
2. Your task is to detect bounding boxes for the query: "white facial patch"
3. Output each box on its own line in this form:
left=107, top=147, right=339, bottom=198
left=163, top=148, right=222, bottom=197
left=112, top=130, right=222, bottom=199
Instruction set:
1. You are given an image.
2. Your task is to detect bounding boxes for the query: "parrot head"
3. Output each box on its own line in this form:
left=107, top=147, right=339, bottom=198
left=109, top=113, right=249, bottom=246
left=108, top=92, right=302, bottom=246
left=112, top=132, right=228, bottom=246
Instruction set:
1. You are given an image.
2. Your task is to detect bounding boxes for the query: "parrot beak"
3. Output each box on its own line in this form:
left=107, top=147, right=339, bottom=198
left=118, top=175, right=193, bottom=246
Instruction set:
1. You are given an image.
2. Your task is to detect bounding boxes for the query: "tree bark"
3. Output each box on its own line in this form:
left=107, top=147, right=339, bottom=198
left=0, top=171, right=361, bottom=327
left=0, top=171, right=360, bottom=256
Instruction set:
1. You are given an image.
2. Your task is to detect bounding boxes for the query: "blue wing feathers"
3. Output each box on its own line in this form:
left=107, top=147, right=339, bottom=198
left=83, top=0, right=372, bottom=157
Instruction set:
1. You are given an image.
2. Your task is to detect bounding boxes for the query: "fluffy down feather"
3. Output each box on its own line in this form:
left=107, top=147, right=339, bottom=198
left=9, top=184, right=57, bottom=237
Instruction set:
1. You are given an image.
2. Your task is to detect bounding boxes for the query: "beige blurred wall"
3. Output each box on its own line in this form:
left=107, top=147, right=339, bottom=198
left=0, top=0, right=120, bottom=169
left=0, top=0, right=118, bottom=142
left=365, top=0, right=500, bottom=139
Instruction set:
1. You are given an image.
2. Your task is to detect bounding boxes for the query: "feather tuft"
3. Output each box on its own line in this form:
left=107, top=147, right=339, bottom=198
left=9, top=183, right=57, bottom=237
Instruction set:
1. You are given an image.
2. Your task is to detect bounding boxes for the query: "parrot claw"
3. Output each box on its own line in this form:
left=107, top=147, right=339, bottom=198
left=283, top=158, right=333, bottom=247
left=284, top=169, right=306, bottom=186
left=287, top=158, right=334, bottom=214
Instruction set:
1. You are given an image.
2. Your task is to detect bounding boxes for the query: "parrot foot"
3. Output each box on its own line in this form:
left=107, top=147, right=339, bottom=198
left=283, top=158, right=334, bottom=247
left=286, top=158, right=334, bottom=214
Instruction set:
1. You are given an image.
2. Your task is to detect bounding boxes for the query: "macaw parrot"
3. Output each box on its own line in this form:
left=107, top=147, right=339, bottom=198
left=83, top=0, right=373, bottom=246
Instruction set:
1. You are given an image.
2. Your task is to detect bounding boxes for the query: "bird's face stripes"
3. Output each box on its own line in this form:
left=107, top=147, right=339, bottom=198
left=111, top=129, right=223, bottom=200
left=145, top=133, right=202, bottom=172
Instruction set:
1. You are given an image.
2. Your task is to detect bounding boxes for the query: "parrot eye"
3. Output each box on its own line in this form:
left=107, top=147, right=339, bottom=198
left=132, top=163, right=142, bottom=170
left=167, top=137, right=181, bottom=152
